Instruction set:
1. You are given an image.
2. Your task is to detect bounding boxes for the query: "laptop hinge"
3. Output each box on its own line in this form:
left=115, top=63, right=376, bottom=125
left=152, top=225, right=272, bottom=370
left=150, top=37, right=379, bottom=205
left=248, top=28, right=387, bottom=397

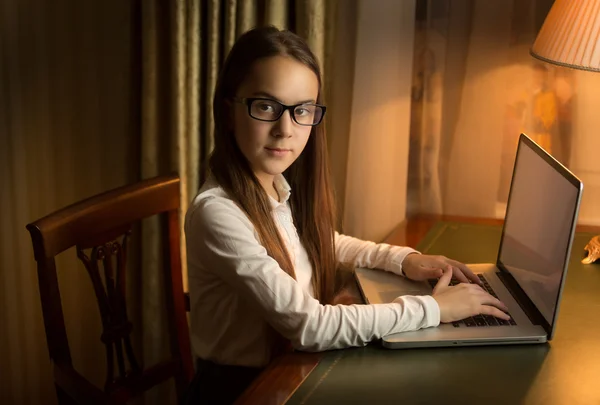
left=495, top=264, right=550, bottom=333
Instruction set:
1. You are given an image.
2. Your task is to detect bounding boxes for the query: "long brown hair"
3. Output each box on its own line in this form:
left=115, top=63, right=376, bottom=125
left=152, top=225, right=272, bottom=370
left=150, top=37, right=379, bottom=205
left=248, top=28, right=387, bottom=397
left=209, top=26, right=338, bottom=305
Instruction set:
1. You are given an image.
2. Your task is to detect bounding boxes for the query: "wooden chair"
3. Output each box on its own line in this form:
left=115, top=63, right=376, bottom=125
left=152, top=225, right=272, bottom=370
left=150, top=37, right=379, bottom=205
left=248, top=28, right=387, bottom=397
left=26, top=174, right=193, bottom=405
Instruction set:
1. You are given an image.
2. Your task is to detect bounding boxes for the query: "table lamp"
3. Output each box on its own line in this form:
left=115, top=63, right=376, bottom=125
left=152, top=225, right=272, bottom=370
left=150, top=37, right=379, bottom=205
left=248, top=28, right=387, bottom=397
left=530, top=0, right=600, bottom=263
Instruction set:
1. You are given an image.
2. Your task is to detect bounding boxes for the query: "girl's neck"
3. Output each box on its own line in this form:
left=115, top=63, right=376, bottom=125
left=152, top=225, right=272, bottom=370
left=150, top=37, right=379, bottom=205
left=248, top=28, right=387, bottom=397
left=256, top=173, right=279, bottom=202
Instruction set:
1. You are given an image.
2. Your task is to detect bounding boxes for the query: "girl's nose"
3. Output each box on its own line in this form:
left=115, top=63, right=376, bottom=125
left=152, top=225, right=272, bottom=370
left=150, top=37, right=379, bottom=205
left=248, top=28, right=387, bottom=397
left=272, top=109, right=294, bottom=137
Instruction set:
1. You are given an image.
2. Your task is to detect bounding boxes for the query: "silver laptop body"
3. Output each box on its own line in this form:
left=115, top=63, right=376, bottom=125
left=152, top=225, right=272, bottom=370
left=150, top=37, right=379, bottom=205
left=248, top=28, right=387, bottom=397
left=356, top=133, right=583, bottom=349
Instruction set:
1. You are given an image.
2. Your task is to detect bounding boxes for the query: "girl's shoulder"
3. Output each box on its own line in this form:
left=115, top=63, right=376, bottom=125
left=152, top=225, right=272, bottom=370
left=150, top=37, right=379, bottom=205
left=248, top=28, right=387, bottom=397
left=192, top=176, right=231, bottom=206
left=185, top=178, right=252, bottom=232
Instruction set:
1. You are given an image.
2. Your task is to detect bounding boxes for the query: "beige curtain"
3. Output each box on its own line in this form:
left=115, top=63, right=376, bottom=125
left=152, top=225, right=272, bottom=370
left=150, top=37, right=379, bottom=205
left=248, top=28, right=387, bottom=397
left=408, top=0, right=600, bottom=225
left=0, top=0, right=138, bottom=404
left=139, top=3, right=200, bottom=402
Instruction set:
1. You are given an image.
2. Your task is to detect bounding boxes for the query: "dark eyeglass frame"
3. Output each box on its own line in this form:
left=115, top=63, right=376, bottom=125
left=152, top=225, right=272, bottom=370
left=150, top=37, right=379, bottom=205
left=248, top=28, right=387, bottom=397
left=233, top=97, right=326, bottom=126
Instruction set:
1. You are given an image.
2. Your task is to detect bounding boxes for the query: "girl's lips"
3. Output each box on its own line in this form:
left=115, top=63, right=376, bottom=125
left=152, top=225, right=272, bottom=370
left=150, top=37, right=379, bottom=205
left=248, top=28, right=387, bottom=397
left=265, top=147, right=291, bottom=156
left=265, top=147, right=291, bottom=152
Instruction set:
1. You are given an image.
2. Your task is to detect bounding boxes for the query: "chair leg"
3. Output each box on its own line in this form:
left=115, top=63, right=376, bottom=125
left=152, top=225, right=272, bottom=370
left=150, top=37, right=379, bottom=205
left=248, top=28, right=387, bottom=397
left=175, top=373, right=191, bottom=405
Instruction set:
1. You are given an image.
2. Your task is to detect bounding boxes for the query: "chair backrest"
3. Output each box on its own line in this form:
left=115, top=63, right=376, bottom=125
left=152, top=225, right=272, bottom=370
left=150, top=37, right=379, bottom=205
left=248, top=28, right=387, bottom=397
left=26, top=174, right=193, bottom=405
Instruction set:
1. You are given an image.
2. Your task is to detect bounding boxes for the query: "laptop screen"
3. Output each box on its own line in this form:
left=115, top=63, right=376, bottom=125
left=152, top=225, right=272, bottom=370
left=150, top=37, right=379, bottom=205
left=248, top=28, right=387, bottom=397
left=498, top=135, right=581, bottom=327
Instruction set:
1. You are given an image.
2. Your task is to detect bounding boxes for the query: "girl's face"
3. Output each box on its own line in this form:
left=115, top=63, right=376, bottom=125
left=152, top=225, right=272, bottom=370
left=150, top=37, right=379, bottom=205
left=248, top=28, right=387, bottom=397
left=232, top=55, right=319, bottom=189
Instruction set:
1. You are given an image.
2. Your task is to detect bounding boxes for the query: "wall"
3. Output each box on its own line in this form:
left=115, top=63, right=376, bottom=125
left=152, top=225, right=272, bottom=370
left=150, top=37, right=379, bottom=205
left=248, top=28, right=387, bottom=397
left=572, top=71, right=600, bottom=225
left=342, top=0, right=416, bottom=242
left=444, top=1, right=512, bottom=217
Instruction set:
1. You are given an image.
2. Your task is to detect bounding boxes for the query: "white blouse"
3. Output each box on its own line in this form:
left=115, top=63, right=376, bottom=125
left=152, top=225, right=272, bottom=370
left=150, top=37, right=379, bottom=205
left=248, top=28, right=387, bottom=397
left=184, top=175, right=440, bottom=367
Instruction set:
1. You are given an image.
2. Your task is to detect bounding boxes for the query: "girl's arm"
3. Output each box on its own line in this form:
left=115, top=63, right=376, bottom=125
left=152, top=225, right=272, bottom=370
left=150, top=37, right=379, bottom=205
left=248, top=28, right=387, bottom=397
left=186, top=198, right=439, bottom=352
left=335, top=231, right=420, bottom=276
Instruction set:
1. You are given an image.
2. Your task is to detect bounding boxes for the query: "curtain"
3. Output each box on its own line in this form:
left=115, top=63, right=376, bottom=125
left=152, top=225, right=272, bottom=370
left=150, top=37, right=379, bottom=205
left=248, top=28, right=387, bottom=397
left=407, top=0, right=600, bottom=225
left=0, top=1, right=138, bottom=404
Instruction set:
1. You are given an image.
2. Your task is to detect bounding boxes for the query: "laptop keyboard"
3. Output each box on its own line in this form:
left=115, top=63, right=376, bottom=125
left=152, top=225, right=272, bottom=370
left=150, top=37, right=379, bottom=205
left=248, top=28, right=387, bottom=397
left=427, top=274, right=517, bottom=327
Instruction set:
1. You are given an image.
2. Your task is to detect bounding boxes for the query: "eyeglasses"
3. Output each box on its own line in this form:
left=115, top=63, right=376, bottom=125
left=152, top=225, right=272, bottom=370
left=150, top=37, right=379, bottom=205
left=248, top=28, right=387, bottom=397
left=233, top=97, right=326, bottom=126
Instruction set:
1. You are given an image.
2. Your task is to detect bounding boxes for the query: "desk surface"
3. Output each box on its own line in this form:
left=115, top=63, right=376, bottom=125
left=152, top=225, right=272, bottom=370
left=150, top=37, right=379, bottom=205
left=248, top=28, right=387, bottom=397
left=235, top=215, right=600, bottom=405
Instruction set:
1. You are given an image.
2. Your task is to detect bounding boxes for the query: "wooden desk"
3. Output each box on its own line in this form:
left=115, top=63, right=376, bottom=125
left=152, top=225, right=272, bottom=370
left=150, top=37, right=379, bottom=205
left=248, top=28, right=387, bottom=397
left=235, top=215, right=600, bottom=405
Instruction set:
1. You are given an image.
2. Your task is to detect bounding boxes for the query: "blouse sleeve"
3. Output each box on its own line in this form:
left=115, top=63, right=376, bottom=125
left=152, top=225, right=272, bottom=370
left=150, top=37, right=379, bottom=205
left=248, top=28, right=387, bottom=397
left=185, top=198, right=439, bottom=352
left=335, top=231, right=421, bottom=277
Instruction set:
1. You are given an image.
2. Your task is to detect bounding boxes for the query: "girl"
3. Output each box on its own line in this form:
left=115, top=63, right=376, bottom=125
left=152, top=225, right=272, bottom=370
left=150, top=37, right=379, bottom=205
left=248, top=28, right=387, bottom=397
left=184, top=26, right=509, bottom=404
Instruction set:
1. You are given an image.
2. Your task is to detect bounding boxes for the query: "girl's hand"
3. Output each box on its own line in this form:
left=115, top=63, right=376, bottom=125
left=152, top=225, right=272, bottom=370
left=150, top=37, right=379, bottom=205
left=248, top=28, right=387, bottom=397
left=402, top=253, right=481, bottom=284
left=432, top=267, right=510, bottom=323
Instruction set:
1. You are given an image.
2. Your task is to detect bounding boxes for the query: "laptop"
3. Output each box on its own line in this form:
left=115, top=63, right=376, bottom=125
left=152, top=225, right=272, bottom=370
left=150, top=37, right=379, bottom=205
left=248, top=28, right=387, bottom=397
left=355, top=133, right=583, bottom=348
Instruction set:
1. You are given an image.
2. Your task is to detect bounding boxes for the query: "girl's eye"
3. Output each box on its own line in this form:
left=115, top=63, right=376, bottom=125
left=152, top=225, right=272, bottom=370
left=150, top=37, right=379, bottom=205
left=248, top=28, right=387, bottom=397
left=295, top=106, right=315, bottom=116
left=257, top=102, right=274, bottom=112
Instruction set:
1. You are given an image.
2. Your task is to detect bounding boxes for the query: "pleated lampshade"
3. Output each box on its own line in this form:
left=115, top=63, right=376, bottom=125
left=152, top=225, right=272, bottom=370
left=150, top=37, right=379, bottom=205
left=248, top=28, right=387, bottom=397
left=531, top=0, right=600, bottom=72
